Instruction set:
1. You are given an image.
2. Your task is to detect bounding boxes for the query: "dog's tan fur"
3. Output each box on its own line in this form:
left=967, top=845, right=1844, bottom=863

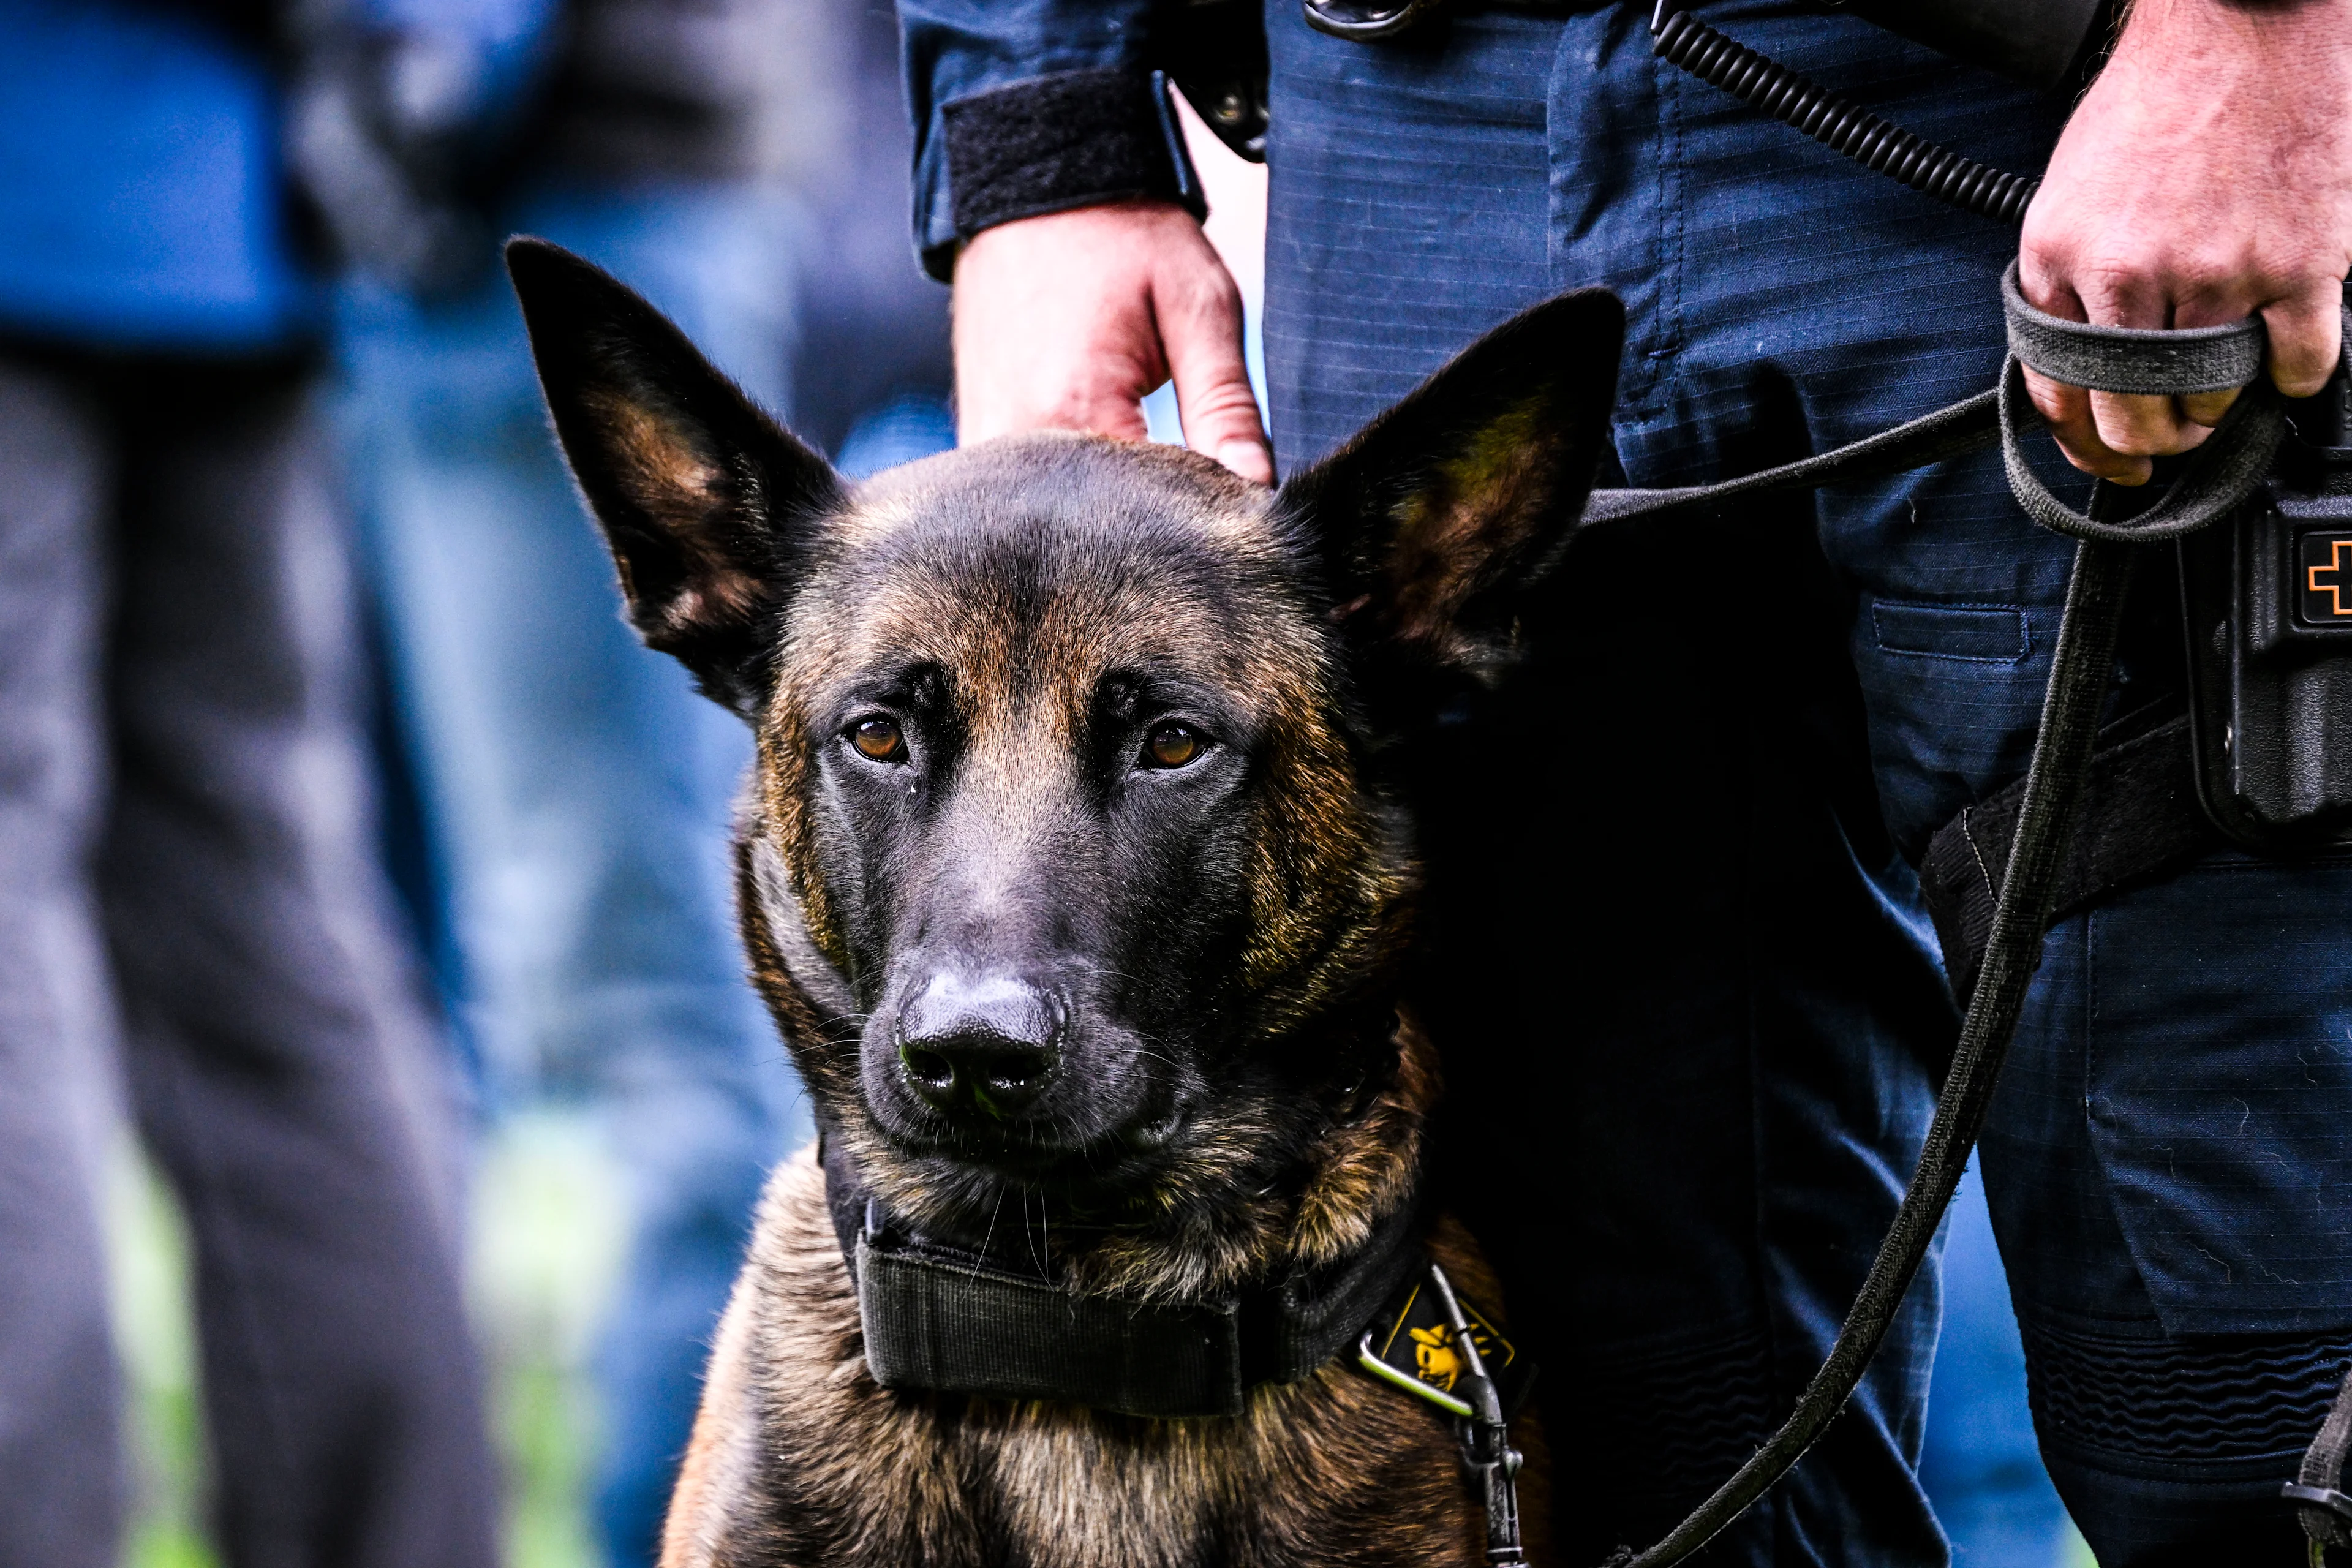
left=646, top=443, right=1553, bottom=1568
left=662, top=1017, right=1549, bottom=1568
left=507, top=243, right=1623, bottom=1568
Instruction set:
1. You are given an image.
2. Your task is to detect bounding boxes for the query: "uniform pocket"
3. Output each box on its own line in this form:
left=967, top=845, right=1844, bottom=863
left=2085, top=853, right=2352, bottom=1335
left=1870, top=600, right=2031, bottom=665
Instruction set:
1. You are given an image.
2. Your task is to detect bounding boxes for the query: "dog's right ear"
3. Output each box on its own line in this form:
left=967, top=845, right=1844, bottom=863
left=1276, top=289, right=1624, bottom=687
left=506, top=237, right=840, bottom=719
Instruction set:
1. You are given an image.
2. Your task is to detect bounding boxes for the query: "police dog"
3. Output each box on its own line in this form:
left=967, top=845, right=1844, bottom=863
left=507, top=238, right=1621, bottom=1568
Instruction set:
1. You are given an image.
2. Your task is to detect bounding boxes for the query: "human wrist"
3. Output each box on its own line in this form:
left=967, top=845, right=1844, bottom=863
left=2113, top=0, right=2352, bottom=62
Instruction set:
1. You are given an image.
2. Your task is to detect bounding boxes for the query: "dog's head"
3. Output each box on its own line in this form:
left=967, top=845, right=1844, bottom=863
left=509, top=239, right=1620, bottom=1282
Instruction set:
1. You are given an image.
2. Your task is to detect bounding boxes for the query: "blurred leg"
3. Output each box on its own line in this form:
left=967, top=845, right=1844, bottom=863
left=341, top=183, right=806, bottom=1568
left=1917, top=1168, right=2073, bottom=1567
left=100, top=358, right=497, bottom=1568
left=0, top=357, right=124, bottom=1568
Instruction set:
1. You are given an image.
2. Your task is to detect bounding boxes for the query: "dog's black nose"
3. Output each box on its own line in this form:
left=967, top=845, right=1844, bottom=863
left=896, top=973, right=1064, bottom=1118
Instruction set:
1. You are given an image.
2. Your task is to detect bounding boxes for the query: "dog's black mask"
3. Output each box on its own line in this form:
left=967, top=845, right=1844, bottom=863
left=508, top=238, right=1623, bottom=1248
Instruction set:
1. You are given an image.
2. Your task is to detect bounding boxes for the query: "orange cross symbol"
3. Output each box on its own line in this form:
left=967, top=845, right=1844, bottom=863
left=2310, top=540, right=2352, bottom=617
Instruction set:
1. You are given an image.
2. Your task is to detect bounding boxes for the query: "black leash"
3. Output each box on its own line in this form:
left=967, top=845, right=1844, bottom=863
left=2289, top=1366, right=2352, bottom=1566
left=1583, top=15, right=2309, bottom=1556
left=1575, top=270, right=2278, bottom=1567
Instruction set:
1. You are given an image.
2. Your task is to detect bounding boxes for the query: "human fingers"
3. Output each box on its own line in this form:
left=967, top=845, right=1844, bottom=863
left=2179, top=386, right=2240, bottom=429
left=2059, top=265, right=2218, bottom=459
left=2263, top=279, right=2346, bottom=400
left=2014, top=251, right=2155, bottom=481
left=2087, top=387, right=2212, bottom=458
left=2022, top=364, right=2152, bottom=485
left=1152, top=235, right=1272, bottom=484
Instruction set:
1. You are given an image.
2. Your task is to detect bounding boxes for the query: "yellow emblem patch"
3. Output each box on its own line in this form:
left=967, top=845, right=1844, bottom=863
left=1357, top=1277, right=1531, bottom=1419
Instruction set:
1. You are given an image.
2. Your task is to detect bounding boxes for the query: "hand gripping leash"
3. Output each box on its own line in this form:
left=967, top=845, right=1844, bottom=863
left=1578, top=280, right=2286, bottom=1568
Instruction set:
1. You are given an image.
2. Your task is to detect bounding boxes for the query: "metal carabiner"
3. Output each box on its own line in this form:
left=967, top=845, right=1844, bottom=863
left=1300, top=0, right=1443, bottom=43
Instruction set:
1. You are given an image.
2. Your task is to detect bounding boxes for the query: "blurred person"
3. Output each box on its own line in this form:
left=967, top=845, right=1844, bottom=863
left=331, top=1, right=948, bottom=1563
left=0, top=2, right=501, bottom=1567
left=1920, top=1169, right=2077, bottom=1568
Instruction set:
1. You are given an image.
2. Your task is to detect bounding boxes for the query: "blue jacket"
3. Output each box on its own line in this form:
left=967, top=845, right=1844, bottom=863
left=0, top=0, right=319, bottom=350
left=0, top=0, right=552, bottom=352
left=899, top=0, right=1202, bottom=281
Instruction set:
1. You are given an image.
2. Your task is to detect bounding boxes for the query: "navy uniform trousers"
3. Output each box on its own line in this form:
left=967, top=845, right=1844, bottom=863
left=1261, top=4, right=2352, bottom=1564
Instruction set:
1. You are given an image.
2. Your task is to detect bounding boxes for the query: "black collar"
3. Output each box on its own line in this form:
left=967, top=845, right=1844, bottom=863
left=820, top=1134, right=1428, bottom=1419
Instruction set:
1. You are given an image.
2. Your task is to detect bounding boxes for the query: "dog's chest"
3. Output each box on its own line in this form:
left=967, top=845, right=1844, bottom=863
left=723, top=1156, right=1483, bottom=1568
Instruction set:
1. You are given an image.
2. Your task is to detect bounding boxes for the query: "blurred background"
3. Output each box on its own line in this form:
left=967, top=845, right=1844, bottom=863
left=2, top=4, right=2087, bottom=1566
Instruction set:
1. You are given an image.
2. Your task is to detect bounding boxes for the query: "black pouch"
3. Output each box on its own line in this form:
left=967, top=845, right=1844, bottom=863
left=2179, top=360, right=2352, bottom=853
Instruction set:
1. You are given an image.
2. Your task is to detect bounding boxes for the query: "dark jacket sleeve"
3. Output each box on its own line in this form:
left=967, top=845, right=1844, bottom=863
left=899, top=0, right=1203, bottom=282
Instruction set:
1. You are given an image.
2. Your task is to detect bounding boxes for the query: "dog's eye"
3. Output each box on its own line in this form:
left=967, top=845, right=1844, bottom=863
left=850, top=717, right=907, bottom=763
left=1143, top=722, right=1204, bottom=769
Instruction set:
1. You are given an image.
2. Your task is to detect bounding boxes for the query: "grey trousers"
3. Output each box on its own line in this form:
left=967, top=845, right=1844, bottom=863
left=0, top=348, right=498, bottom=1568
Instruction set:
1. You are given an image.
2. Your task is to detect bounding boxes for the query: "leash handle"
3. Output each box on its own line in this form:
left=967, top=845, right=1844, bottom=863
left=2000, top=260, right=2267, bottom=396
left=1997, top=260, right=2294, bottom=545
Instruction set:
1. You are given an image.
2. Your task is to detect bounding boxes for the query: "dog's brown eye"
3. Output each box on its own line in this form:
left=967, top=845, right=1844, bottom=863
left=1145, top=722, right=1202, bottom=769
left=851, top=717, right=905, bottom=761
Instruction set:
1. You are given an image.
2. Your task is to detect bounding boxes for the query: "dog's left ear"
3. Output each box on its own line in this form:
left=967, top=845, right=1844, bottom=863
left=1278, top=289, right=1624, bottom=680
left=507, top=236, right=842, bottom=719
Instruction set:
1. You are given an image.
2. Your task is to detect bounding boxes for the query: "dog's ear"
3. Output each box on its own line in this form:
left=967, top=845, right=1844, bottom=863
left=1278, top=289, right=1624, bottom=681
left=506, top=236, right=841, bottom=719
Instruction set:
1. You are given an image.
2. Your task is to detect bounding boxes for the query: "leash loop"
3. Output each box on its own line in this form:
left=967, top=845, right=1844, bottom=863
left=1996, top=259, right=2290, bottom=545
left=2000, top=260, right=2267, bottom=396
left=1997, top=356, right=2288, bottom=543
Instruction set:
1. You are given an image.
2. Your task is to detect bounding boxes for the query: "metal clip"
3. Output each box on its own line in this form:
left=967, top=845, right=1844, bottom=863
left=1426, top=1261, right=1524, bottom=1567
left=1300, top=0, right=1442, bottom=43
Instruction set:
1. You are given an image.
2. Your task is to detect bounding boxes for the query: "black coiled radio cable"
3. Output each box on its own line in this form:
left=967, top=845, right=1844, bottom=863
left=1650, top=1, right=2041, bottom=227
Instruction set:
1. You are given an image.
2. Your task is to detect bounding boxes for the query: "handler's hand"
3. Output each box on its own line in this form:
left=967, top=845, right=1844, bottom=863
left=952, top=199, right=1273, bottom=485
left=2019, top=0, right=2352, bottom=486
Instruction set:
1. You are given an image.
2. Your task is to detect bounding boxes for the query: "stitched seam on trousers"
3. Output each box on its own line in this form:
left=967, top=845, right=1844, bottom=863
left=2022, top=1316, right=2352, bottom=1465
left=1649, top=26, right=1687, bottom=421
left=1568, top=1319, right=1780, bottom=1501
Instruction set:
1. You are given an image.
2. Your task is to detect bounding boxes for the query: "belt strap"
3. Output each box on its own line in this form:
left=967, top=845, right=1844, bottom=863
left=1918, top=711, right=2215, bottom=1000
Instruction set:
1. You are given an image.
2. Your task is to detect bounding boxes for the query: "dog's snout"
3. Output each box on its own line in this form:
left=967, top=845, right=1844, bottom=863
left=896, top=973, right=1065, bottom=1118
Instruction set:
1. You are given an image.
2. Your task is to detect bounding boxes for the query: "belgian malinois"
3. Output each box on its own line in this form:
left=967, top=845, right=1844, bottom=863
left=507, top=238, right=1623, bottom=1568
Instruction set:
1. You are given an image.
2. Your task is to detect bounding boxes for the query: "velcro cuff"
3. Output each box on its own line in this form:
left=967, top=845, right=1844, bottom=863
left=942, top=67, right=1203, bottom=245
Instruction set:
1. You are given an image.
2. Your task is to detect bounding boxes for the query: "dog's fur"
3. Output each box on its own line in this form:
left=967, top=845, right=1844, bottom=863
left=507, top=237, right=1623, bottom=1568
